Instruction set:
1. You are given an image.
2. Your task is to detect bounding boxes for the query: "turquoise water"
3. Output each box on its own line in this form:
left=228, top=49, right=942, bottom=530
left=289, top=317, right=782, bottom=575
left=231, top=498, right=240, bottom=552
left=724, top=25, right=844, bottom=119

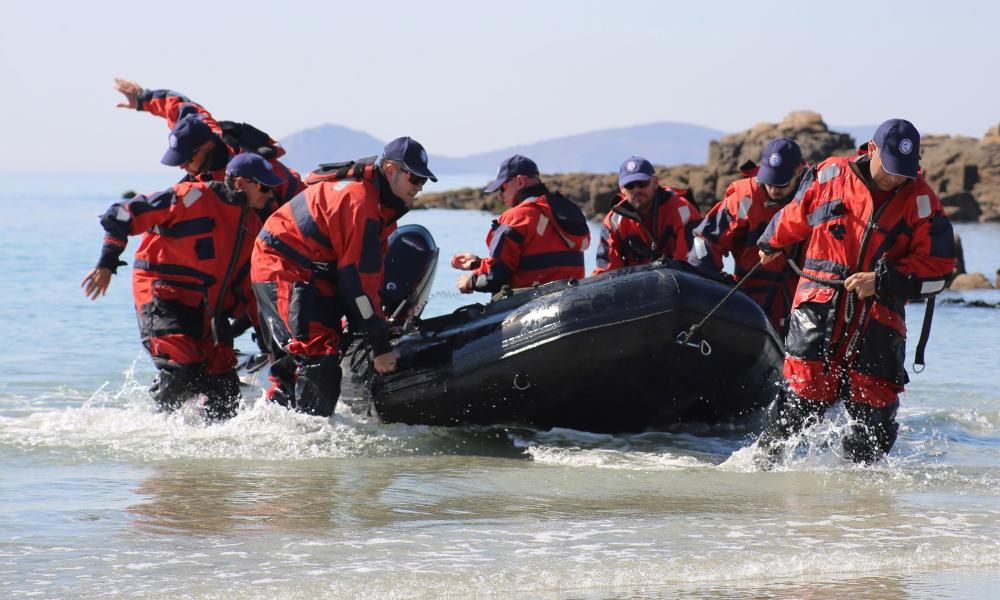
left=2, top=175, right=999, bottom=598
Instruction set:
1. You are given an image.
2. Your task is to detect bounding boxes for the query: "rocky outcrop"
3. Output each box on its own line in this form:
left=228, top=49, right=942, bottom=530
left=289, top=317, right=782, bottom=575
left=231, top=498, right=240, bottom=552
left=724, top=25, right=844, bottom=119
left=416, top=112, right=1000, bottom=222
left=949, top=272, right=995, bottom=290
left=918, top=128, right=1000, bottom=222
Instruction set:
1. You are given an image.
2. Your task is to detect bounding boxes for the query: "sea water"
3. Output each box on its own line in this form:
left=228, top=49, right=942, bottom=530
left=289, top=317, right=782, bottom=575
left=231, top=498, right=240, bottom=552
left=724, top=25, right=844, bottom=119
left=2, top=174, right=999, bottom=599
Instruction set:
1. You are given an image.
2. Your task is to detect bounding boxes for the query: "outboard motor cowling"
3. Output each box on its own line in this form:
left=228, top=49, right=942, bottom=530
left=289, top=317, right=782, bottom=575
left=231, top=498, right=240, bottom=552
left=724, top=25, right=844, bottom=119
left=382, top=224, right=438, bottom=326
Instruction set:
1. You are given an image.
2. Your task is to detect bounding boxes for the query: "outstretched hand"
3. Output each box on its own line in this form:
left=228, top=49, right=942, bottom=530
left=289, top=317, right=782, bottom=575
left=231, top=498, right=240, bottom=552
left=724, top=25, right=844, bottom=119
left=451, top=252, right=480, bottom=270
left=113, top=78, right=143, bottom=109
left=81, top=267, right=112, bottom=300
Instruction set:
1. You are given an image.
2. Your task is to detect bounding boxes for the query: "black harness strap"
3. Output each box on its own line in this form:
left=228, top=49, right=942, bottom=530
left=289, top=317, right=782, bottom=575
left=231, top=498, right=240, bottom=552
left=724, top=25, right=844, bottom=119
left=913, top=296, right=936, bottom=373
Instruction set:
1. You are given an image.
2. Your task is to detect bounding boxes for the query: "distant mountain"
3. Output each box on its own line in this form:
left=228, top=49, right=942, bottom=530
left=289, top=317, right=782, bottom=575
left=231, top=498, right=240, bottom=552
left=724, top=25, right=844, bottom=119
left=280, top=124, right=387, bottom=174
left=281, top=122, right=725, bottom=175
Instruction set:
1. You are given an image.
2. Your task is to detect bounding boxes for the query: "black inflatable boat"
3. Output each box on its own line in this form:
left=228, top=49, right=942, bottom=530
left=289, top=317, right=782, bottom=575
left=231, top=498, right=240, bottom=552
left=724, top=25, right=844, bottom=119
left=344, top=225, right=785, bottom=434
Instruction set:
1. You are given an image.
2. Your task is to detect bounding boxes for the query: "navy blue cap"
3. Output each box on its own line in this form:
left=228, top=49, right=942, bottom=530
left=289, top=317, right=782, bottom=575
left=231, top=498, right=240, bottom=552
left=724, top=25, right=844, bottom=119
left=872, top=118, right=920, bottom=178
left=757, top=138, right=803, bottom=186
left=225, top=153, right=284, bottom=187
left=160, top=115, right=215, bottom=167
left=484, top=155, right=540, bottom=192
left=618, top=156, right=655, bottom=187
left=381, top=136, right=437, bottom=182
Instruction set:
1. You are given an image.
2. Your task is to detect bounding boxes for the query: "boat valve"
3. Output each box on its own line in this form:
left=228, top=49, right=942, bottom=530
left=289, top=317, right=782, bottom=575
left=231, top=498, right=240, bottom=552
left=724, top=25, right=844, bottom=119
left=513, top=372, right=532, bottom=391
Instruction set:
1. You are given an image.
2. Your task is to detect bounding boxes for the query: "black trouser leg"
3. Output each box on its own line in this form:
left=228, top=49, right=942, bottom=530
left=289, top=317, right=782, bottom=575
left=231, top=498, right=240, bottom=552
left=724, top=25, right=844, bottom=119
left=150, top=360, right=206, bottom=412
left=842, top=400, right=899, bottom=464
left=755, top=387, right=830, bottom=468
left=267, top=353, right=296, bottom=408
left=201, top=370, right=241, bottom=421
left=293, top=355, right=342, bottom=417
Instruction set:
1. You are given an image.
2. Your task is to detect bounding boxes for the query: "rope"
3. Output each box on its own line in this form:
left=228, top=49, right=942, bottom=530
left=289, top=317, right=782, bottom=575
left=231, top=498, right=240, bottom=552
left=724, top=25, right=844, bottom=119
left=785, top=256, right=846, bottom=287
left=677, top=260, right=764, bottom=345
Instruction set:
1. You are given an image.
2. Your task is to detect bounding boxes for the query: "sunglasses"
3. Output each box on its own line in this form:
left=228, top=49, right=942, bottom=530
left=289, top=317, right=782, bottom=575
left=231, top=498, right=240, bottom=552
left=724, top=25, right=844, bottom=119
left=623, top=179, right=651, bottom=191
left=401, top=166, right=428, bottom=186
left=257, top=183, right=272, bottom=193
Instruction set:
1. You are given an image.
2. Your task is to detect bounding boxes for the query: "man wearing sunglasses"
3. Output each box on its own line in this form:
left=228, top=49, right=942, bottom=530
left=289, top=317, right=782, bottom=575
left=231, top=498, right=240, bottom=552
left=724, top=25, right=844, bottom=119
left=688, top=138, right=811, bottom=336
left=113, top=78, right=305, bottom=219
left=592, top=156, right=701, bottom=275
left=81, top=153, right=279, bottom=420
left=453, top=155, right=590, bottom=295
left=251, top=137, right=436, bottom=417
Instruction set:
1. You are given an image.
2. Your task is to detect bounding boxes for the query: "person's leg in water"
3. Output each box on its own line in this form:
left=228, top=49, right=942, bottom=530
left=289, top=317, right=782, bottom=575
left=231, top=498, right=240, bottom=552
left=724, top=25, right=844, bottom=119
left=755, top=385, right=830, bottom=468
left=841, top=372, right=901, bottom=464
left=292, top=354, right=342, bottom=417
left=201, top=369, right=241, bottom=421
left=150, top=357, right=206, bottom=412
left=754, top=354, right=844, bottom=468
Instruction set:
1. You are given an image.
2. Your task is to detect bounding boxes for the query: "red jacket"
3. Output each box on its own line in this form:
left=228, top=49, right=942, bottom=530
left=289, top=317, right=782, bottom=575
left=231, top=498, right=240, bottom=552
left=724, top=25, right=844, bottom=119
left=759, top=153, right=955, bottom=389
left=97, top=181, right=261, bottom=327
left=251, top=165, right=407, bottom=356
left=136, top=88, right=305, bottom=211
left=593, top=186, right=700, bottom=275
left=467, top=184, right=590, bottom=293
left=690, top=173, right=812, bottom=335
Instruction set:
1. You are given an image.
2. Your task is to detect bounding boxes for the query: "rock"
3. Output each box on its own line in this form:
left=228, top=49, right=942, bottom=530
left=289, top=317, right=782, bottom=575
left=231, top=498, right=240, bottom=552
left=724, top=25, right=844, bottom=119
left=949, top=272, right=994, bottom=290
left=941, top=193, right=982, bottom=222
left=996, top=269, right=1000, bottom=289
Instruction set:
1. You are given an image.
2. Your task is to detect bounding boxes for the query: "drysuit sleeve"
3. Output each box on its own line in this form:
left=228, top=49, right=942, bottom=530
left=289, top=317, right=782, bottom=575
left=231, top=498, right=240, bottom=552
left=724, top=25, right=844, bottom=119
left=664, top=195, right=701, bottom=261
left=95, top=185, right=190, bottom=271
left=875, top=196, right=956, bottom=301
left=592, top=212, right=626, bottom=276
left=330, top=191, right=392, bottom=356
left=690, top=185, right=745, bottom=272
left=468, top=209, right=530, bottom=293
left=758, top=182, right=816, bottom=255
left=135, top=88, right=223, bottom=135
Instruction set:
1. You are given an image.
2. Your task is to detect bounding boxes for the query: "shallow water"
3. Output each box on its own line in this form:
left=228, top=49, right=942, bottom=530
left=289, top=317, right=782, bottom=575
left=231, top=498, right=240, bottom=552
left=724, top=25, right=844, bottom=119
left=2, top=176, right=999, bottom=598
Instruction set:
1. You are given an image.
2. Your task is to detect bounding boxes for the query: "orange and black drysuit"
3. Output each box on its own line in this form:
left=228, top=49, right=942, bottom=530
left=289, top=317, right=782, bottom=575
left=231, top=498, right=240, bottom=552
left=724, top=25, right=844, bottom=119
left=250, top=161, right=407, bottom=416
left=135, top=88, right=305, bottom=213
left=756, top=152, right=955, bottom=462
left=96, top=181, right=262, bottom=419
left=593, top=186, right=700, bottom=275
left=688, top=171, right=813, bottom=336
left=465, top=184, right=590, bottom=293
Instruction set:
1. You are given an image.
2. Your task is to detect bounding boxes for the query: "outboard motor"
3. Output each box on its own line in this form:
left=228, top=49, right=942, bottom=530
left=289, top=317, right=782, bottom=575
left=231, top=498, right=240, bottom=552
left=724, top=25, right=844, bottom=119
left=381, top=224, right=438, bottom=327
left=337, top=224, right=438, bottom=411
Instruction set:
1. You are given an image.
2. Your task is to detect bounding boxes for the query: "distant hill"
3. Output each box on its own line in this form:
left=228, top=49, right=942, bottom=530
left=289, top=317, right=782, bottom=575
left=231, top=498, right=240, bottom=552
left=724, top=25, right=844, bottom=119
left=281, top=122, right=725, bottom=175
left=280, top=124, right=387, bottom=173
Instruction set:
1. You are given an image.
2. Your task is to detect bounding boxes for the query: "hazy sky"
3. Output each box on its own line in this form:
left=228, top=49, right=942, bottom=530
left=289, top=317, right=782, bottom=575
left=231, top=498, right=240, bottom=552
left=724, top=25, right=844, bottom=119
left=2, top=0, right=996, bottom=173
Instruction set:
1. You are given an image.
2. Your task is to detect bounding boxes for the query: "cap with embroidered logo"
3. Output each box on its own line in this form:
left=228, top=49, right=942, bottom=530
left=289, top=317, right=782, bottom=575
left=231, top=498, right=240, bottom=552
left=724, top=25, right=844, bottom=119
left=618, top=156, right=656, bottom=187
left=757, top=138, right=803, bottom=186
left=160, top=115, right=215, bottom=167
left=872, top=118, right=920, bottom=178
